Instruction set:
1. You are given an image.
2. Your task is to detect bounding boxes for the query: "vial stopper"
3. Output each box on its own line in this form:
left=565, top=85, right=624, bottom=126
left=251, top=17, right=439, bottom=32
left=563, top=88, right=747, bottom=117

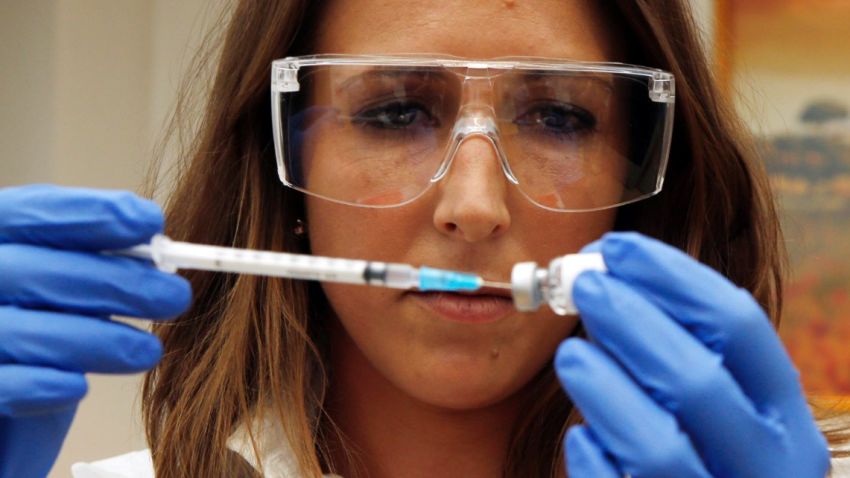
left=511, top=261, right=543, bottom=312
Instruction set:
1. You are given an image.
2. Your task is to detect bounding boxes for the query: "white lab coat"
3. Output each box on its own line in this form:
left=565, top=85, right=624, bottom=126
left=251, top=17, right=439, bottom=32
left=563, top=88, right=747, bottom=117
left=70, top=414, right=341, bottom=478
left=70, top=448, right=850, bottom=478
left=70, top=415, right=850, bottom=477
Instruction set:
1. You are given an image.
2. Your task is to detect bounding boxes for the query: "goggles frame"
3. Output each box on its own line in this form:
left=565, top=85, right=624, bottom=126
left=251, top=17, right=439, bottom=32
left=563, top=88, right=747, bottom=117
left=270, top=54, right=676, bottom=212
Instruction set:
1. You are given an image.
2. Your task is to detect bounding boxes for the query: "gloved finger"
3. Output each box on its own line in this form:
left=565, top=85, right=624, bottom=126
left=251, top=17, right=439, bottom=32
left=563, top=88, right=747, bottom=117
left=565, top=426, right=621, bottom=478
left=0, top=365, right=87, bottom=417
left=573, top=271, right=784, bottom=477
left=556, top=339, right=712, bottom=478
left=0, top=244, right=191, bottom=319
left=586, top=232, right=801, bottom=409
left=0, top=408, right=77, bottom=478
left=0, top=184, right=162, bottom=250
left=0, top=306, right=162, bottom=373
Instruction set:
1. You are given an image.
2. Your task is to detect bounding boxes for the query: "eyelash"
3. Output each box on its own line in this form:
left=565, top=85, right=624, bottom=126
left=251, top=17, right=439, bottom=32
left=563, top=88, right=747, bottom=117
left=514, top=102, right=597, bottom=138
left=350, top=98, right=597, bottom=140
left=352, top=100, right=439, bottom=130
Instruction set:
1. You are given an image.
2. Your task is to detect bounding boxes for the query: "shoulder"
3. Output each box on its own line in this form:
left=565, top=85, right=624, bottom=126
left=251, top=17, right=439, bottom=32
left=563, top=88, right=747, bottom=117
left=70, top=449, right=154, bottom=478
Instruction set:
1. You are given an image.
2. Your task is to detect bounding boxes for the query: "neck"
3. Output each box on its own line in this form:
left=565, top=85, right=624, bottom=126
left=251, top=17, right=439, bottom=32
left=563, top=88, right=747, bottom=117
left=324, top=324, right=527, bottom=478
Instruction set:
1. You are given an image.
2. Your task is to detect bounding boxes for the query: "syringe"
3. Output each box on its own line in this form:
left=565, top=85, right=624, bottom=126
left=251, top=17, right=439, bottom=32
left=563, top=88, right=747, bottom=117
left=111, top=235, right=607, bottom=314
left=112, top=234, right=494, bottom=292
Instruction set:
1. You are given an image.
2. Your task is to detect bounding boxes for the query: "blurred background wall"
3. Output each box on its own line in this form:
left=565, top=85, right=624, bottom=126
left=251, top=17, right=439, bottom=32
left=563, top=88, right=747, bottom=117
left=713, top=0, right=850, bottom=395
left=1, top=1, right=223, bottom=475
left=0, top=0, right=224, bottom=192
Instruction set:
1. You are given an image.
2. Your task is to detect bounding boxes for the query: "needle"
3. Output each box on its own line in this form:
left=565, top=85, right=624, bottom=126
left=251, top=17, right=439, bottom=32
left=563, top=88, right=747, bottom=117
left=481, top=280, right=512, bottom=291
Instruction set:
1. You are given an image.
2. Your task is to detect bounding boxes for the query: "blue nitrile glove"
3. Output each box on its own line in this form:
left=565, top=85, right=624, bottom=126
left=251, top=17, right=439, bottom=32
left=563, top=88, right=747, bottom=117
left=0, top=184, right=191, bottom=478
left=556, top=232, right=829, bottom=478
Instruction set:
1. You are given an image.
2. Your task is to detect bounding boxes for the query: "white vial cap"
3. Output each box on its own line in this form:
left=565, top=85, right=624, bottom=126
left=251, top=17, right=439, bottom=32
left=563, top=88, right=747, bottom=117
left=555, top=253, right=607, bottom=315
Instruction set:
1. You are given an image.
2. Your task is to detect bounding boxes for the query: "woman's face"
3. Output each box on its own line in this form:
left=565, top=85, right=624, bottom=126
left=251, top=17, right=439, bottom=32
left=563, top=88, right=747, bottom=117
left=307, top=0, right=621, bottom=410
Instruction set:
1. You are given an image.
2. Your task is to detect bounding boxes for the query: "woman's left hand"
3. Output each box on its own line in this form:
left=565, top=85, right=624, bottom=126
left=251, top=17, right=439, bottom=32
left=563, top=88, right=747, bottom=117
left=556, top=232, right=830, bottom=478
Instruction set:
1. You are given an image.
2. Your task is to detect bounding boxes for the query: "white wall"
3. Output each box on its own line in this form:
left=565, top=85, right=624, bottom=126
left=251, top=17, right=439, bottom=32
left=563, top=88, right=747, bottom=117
left=0, top=1, right=56, bottom=186
left=0, top=0, right=226, bottom=191
left=0, top=1, right=223, bottom=475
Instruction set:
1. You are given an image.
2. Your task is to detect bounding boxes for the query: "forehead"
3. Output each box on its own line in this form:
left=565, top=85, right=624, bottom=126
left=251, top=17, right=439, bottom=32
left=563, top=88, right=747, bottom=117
left=311, top=0, right=623, bottom=62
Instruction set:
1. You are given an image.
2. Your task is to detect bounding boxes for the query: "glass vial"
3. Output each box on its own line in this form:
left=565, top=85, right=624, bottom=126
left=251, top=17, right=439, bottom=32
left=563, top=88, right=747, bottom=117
left=511, top=253, right=607, bottom=315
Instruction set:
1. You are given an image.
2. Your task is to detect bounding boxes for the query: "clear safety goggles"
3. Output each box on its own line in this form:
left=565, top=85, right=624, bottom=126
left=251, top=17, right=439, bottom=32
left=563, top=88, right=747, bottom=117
left=271, top=55, right=675, bottom=212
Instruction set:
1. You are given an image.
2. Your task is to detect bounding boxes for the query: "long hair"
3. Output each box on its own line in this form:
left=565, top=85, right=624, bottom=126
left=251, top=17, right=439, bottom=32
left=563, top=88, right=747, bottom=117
left=142, top=1, right=846, bottom=477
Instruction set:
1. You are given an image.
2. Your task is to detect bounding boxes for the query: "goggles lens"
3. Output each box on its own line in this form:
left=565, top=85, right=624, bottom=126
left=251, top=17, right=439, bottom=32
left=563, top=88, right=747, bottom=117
left=272, top=56, right=674, bottom=212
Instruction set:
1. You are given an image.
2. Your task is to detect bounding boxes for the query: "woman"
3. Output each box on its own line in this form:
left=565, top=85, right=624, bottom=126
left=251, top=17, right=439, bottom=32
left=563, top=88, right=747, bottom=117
left=0, top=0, right=845, bottom=477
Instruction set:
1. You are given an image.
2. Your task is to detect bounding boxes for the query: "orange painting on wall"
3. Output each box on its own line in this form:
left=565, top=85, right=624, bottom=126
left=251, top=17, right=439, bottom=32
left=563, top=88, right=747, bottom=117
left=716, top=0, right=850, bottom=394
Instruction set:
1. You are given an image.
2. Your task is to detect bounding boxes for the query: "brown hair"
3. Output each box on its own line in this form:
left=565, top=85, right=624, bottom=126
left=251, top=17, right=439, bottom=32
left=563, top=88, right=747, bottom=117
left=142, top=1, right=847, bottom=477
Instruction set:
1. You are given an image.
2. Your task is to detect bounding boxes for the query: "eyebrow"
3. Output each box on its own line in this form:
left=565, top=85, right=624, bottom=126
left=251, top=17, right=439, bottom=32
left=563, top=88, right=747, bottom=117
left=331, top=66, right=617, bottom=99
left=519, top=71, right=616, bottom=93
left=334, top=68, right=452, bottom=96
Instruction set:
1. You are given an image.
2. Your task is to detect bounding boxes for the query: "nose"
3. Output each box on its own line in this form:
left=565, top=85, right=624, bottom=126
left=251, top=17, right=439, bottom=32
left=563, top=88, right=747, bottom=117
left=432, top=133, right=511, bottom=242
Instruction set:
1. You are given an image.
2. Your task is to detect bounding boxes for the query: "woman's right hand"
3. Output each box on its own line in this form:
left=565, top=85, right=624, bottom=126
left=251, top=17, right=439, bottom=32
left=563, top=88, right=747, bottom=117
left=0, top=184, right=192, bottom=478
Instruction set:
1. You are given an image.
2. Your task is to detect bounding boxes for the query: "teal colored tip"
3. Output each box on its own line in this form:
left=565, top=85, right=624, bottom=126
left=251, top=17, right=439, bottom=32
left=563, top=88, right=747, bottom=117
left=418, top=266, right=482, bottom=292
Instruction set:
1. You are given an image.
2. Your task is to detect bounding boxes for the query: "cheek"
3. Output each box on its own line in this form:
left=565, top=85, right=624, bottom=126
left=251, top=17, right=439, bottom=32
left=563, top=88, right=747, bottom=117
left=515, top=206, right=617, bottom=260
left=306, top=198, right=415, bottom=260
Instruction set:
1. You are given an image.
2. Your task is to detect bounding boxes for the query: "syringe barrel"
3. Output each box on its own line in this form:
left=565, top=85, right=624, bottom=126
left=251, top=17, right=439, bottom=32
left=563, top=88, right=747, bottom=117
left=116, top=235, right=481, bottom=293
left=151, top=235, right=370, bottom=284
left=382, top=263, right=419, bottom=289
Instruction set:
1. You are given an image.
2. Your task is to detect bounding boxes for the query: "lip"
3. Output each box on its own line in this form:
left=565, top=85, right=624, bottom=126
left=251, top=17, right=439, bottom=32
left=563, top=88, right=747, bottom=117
left=455, top=284, right=513, bottom=298
left=409, top=291, right=516, bottom=323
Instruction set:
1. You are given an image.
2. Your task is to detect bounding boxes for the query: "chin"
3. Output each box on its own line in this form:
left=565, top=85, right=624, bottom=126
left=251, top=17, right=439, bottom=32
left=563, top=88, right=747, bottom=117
left=400, top=363, right=534, bottom=411
left=414, top=388, right=516, bottom=411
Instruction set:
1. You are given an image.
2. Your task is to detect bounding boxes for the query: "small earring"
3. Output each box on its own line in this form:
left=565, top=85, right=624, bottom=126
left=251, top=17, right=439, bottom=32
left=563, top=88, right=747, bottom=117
left=293, top=218, right=306, bottom=236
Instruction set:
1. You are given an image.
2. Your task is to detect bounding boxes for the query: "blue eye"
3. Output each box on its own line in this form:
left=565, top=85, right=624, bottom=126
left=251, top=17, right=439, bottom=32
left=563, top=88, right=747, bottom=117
left=353, top=101, right=439, bottom=130
left=515, top=102, right=596, bottom=136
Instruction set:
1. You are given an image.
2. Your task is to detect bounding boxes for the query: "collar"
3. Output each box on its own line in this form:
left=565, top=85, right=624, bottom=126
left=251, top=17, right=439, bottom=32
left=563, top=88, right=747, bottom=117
left=226, top=413, right=343, bottom=478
